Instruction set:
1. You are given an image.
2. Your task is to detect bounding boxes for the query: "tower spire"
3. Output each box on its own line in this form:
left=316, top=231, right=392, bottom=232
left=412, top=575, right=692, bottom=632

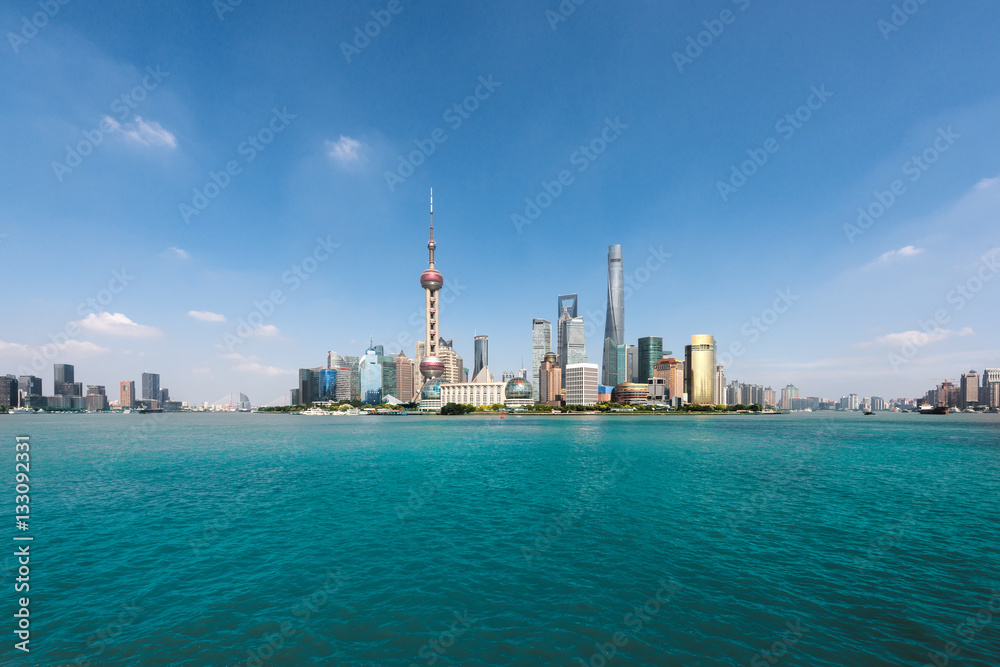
left=428, top=188, right=436, bottom=268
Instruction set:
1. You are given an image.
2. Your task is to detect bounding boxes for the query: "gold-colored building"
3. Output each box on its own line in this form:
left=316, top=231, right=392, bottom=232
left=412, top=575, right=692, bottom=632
left=684, top=335, right=717, bottom=405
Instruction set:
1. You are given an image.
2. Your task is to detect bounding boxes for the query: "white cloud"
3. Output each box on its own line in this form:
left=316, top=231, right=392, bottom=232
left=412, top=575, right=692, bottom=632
left=326, top=135, right=364, bottom=164
left=974, top=176, right=1000, bottom=191
left=250, top=324, right=280, bottom=338
left=73, top=312, right=163, bottom=338
left=221, top=351, right=291, bottom=377
left=104, top=115, right=178, bottom=148
left=188, top=310, right=226, bottom=323
left=165, top=247, right=189, bottom=260
left=0, top=338, right=110, bottom=359
left=877, top=245, right=924, bottom=264
left=191, top=367, right=215, bottom=380
left=871, top=327, right=974, bottom=348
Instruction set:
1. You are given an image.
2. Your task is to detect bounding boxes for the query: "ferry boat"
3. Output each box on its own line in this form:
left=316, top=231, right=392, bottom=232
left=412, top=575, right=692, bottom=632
left=298, top=407, right=330, bottom=416
left=918, top=404, right=949, bottom=415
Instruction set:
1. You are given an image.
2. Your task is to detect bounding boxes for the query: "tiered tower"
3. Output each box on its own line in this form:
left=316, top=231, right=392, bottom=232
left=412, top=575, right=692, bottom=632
left=418, top=189, right=445, bottom=409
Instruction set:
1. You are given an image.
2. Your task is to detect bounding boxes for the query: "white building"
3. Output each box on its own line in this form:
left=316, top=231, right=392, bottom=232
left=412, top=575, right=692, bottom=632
left=565, top=363, right=600, bottom=406
left=440, top=381, right=505, bottom=408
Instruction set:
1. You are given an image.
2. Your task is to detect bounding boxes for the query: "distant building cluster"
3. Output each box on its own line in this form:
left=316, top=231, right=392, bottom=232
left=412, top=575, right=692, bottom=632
left=0, top=365, right=188, bottom=412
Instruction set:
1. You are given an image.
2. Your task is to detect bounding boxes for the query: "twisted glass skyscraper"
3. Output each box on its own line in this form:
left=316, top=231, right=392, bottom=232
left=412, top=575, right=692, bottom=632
left=602, top=245, right=625, bottom=385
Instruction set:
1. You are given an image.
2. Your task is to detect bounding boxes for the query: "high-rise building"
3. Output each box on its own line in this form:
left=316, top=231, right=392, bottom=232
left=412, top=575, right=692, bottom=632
left=684, top=335, right=717, bottom=405
left=626, top=345, right=639, bottom=383
left=637, top=337, right=663, bottom=384
left=417, top=189, right=446, bottom=411
left=654, top=357, right=685, bottom=401
left=318, top=369, right=338, bottom=401
left=473, top=335, right=488, bottom=382
left=120, top=380, right=135, bottom=408
left=603, top=338, right=628, bottom=387
left=141, top=372, right=160, bottom=401
left=396, top=352, right=415, bottom=402
left=565, top=363, right=600, bottom=407
left=298, top=368, right=320, bottom=405
left=86, top=385, right=109, bottom=411
left=556, top=295, right=579, bottom=388
left=0, top=375, right=17, bottom=408
left=359, top=345, right=383, bottom=405
left=560, top=316, right=587, bottom=390
left=379, top=354, right=398, bottom=400
left=290, top=388, right=301, bottom=405
left=715, top=366, right=726, bottom=406
left=959, top=370, right=979, bottom=409
left=781, top=385, right=799, bottom=410
left=538, top=352, right=562, bottom=405
left=54, top=363, right=74, bottom=387
left=602, top=245, right=625, bottom=385
left=19, top=376, right=42, bottom=399
left=437, top=339, right=464, bottom=385
left=764, top=387, right=776, bottom=407
left=158, top=388, right=170, bottom=405
left=983, top=368, right=1000, bottom=408
left=343, top=356, right=361, bottom=401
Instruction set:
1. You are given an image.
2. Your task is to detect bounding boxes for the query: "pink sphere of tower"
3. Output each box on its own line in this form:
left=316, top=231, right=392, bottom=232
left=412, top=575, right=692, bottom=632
left=420, top=356, right=446, bottom=379
left=420, top=269, right=444, bottom=292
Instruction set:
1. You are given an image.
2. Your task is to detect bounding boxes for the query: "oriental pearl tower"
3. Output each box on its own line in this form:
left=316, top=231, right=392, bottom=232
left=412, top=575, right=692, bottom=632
left=418, top=189, right=445, bottom=406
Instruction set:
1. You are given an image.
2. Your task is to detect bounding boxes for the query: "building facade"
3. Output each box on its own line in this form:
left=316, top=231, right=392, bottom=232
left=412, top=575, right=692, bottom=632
left=473, top=335, right=488, bottom=382
left=531, top=318, right=551, bottom=401
left=120, top=380, right=135, bottom=408
left=637, top=337, right=663, bottom=384
left=684, top=335, right=717, bottom=405
left=565, top=363, right=600, bottom=406
left=141, top=372, right=160, bottom=401
left=538, top=352, right=562, bottom=405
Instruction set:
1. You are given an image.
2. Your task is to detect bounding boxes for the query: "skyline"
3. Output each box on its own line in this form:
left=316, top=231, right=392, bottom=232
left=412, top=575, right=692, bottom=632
left=2, top=1, right=1000, bottom=404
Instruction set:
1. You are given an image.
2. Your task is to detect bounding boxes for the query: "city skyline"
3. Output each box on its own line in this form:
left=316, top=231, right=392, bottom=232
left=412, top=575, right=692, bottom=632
left=2, top=2, right=1000, bottom=404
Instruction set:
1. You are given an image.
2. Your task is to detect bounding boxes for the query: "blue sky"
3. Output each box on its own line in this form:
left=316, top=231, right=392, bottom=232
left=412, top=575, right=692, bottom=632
left=1, top=0, right=999, bottom=404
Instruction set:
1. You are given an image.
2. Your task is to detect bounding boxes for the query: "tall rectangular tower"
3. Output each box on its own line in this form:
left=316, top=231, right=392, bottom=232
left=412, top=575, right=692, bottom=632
left=531, top=319, right=551, bottom=401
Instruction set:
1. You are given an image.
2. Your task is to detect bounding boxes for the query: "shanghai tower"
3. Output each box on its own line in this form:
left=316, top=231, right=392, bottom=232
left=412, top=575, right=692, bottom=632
left=602, top=244, right=625, bottom=385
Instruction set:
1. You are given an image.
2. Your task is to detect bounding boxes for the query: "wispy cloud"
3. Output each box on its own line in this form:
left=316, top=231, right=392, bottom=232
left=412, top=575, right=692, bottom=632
left=326, top=135, right=364, bottom=164
left=250, top=324, right=280, bottom=338
left=864, top=326, right=974, bottom=348
left=73, top=312, right=163, bottom=338
left=165, top=246, right=189, bottom=260
left=0, top=338, right=110, bottom=358
left=105, top=115, right=178, bottom=148
left=876, top=245, right=924, bottom=264
left=220, top=350, right=291, bottom=377
left=188, top=310, right=226, bottom=323
left=974, top=175, right=1000, bottom=191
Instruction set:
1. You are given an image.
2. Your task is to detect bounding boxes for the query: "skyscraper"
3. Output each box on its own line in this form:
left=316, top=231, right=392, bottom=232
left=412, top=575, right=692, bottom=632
left=54, top=363, right=73, bottom=387
left=418, top=189, right=445, bottom=410
left=531, top=319, right=552, bottom=401
left=715, top=366, right=726, bottom=406
left=396, top=352, right=415, bottom=402
left=343, top=356, right=361, bottom=401
left=19, top=376, right=42, bottom=401
left=959, top=370, right=979, bottom=409
left=565, top=363, right=600, bottom=406
left=141, top=372, right=160, bottom=401
left=637, top=337, right=663, bottom=384
left=627, top=344, right=639, bottom=383
left=120, top=380, right=135, bottom=408
left=538, top=352, right=562, bottom=405
left=602, top=245, right=625, bottom=385
left=556, top=294, right=578, bottom=384
left=684, top=335, right=717, bottom=405
left=603, top=338, right=628, bottom=387
left=781, top=385, right=799, bottom=410
left=360, top=345, right=383, bottom=405
left=319, top=368, right=338, bottom=401
left=473, top=335, right=489, bottom=382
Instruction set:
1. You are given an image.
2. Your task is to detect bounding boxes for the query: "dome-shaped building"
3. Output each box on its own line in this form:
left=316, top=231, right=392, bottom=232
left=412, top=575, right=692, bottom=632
left=504, top=377, right=534, bottom=408
left=421, top=378, right=443, bottom=401
left=611, top=382, right=649, bottom=405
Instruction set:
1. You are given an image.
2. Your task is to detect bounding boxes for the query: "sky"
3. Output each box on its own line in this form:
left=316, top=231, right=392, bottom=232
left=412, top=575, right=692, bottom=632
left=1, top=0, right=999, bottom=405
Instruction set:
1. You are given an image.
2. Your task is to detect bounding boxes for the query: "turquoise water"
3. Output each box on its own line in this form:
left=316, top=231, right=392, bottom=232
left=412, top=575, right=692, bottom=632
left=1, top=412, right=998, bottom=666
